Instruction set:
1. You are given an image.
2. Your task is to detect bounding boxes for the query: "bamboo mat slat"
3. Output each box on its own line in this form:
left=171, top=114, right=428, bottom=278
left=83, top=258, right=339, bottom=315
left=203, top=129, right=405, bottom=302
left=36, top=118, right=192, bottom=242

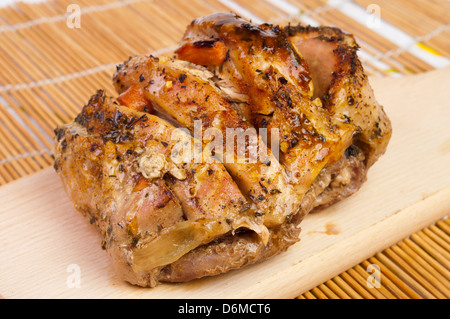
left=0, top=0, right=448, bottom=299
left=298, top=219, right=450, bottom=299
left=354, top=0, right=450, bottom=57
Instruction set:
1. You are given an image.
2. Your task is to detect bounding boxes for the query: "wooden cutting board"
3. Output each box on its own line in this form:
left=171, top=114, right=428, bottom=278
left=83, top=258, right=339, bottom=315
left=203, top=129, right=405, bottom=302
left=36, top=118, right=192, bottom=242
left=1, top=67, right=449, bottom=299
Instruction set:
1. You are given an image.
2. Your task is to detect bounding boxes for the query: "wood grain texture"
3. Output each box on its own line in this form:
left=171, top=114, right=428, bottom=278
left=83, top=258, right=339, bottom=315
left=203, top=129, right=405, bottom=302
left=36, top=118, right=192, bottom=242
left=0, top=67, right=449, bottom=298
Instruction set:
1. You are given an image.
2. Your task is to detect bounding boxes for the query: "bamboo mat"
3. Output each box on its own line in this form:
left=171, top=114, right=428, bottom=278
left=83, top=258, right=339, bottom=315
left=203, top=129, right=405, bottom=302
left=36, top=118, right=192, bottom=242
left=0, top=0, right=448, bottom=299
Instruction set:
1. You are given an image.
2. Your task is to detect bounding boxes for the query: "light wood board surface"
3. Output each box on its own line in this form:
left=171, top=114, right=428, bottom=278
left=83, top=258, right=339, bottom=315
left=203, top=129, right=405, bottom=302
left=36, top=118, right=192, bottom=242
left=0, top=67, right=449, bottom=299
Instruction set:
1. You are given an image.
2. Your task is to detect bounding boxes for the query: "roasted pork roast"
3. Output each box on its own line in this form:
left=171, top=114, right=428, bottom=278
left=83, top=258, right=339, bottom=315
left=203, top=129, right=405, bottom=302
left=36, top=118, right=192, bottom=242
left=54, top=13, right=391, bottom=287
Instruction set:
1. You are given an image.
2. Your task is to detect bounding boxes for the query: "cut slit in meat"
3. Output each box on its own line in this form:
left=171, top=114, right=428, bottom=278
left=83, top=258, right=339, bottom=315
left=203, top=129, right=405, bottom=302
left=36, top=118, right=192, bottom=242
left=54, top=13, right=391, bottom=287
left=284, top=24, right=392, bottom=168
